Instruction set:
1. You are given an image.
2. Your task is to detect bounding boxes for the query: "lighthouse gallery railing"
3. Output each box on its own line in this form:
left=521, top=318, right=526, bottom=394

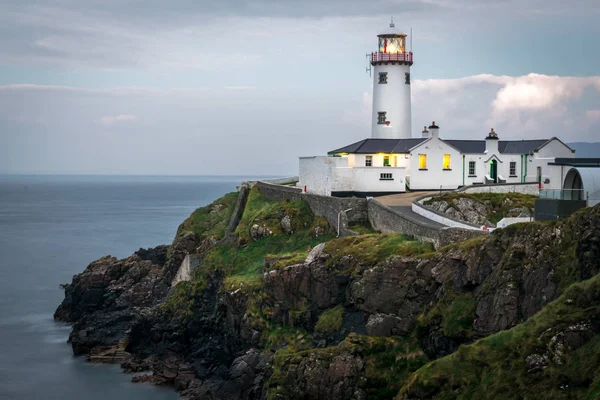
left=371, top=52, right=413, bottom=63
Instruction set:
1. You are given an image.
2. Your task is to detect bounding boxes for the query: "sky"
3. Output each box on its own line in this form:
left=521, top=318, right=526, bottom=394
left=1, top=0, right=599, bottom=175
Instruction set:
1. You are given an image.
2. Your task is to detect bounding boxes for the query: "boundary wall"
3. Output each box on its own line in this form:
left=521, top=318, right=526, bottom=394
left=256, top=181, right=367, bottom=237
left=257, top=181, right=486, bottom=247
left=368, top=199, right=485, bottom=248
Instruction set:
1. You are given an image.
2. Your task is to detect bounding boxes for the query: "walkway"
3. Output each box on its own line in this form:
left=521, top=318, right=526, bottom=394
left=375, top=192, right=446, bottom=230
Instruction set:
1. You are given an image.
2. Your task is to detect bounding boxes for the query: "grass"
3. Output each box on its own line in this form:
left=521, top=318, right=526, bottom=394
left=235, top=186, right=319, bottom=244
left=399, top=273, right=600, bottom=400
left=267, top=333, right=428, bottom=400
left=323, top=233, right=434, bottom=271
left=314, top=304, right=344, bottom=334
left=418, top=290, right=477, bottom=340
left=424, top=192, right=536, bottom=225
left=161, top=270, right=208, bottom=318
left=203, top=187, right=335, bottom=290
left=176, top=191, right=239, bottom=240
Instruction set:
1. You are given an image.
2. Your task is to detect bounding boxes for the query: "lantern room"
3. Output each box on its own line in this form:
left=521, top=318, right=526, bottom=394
left=371, top=33, right=413, bottom=65
left=378, top=34, right=406, bottom=54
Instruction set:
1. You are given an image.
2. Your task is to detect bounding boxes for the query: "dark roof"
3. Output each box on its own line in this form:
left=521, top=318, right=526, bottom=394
left=444, top=140, right=486, bottom=154
left=329, top=137, right=561, bottom=155
left=500, top=140, right=549, bottom=154
left=328, top=138, right=426, bottom=154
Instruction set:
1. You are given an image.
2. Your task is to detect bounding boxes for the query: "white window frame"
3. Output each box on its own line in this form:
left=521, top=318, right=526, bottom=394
left=510, top=161, right=517, bottom=176
left=380, top=173, right=393, bottom=180
left=469, top=161, right=476, bottom=176
left=377, top=112, right=387, bottom=124
left=365, top=156, right=372, bottom=167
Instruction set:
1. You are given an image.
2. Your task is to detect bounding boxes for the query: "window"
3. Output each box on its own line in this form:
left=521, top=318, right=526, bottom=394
left=365, top=155, right=372, bottom=167
left=510, top=161, right=517, bottom=176
left=443, top=154, right=451, bottom=170
left=419, top=154, right=427, bottom=169
left=383, top=155, right=390, bottom=167
left=377, top=112, right=387, bottom=124
left=378, top=72, right=388, bottom=84
left=380, top=173, right=393, bottom=180
left=405, top=72, right=411, bottom=85
left=469, top=161, right=476, bottom=176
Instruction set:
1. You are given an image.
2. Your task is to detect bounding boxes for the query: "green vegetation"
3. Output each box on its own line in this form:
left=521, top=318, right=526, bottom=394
left=161, top=270, right=208, bottom=318
left=418, top=290, right=477, bottom=340
left=235, top=187, right=321, bottom=244
left=176, top=191, right=239, bottom=240
left=204, top=187, right=334, bottom=289
left=323, top=233, right=434, bottom=270
left=348, top=221, right=379, bottom=235
left=424, top=192, right=536, bottom=224
left=400, top=273, right=600, bottom=400
left=268, top=333, right=428, bottom=400
left=315, top=304, right=344, bottom=334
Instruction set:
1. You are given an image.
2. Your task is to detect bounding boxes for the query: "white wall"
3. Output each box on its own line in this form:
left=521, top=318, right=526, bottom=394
left=409, top=136, right=463, bottom=190
left=299, top=156, right=407, bottom=195
left=372, top=63, right=411, bottom=139
left=299, top=156, right=348, bottom=196
left=352, top=167, right=406, bottom=192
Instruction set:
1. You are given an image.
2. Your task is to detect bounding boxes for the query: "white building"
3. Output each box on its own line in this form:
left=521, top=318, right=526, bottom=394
left=298, top=22, right=576, bottom=197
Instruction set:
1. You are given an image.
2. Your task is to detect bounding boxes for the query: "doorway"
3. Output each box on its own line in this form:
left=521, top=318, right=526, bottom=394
left=490, top=160, right=498, bottom=183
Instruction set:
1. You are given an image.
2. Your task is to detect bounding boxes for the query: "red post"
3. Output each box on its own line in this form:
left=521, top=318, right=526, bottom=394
left=304, top=185, right=307, bottom=193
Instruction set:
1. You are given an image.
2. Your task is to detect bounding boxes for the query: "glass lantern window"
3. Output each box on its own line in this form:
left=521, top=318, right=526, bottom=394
left=378, top=36, right=406, bottom=54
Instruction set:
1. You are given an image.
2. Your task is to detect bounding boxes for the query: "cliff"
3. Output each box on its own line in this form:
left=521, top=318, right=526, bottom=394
left=55, top=186, right=600, bottom=399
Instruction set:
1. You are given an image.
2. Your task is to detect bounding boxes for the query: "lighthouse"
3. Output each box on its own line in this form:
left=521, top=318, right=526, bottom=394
left=370, top=20, right=413, bottom=139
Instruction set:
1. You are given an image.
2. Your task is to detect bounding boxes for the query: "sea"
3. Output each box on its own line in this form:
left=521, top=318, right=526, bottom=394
left=0, top=175, right=270, bottom=400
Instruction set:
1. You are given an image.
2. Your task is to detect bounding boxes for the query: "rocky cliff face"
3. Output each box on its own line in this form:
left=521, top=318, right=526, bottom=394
left=424, top=193, right=535, bottom=227
left=55, top=188, right=600, bottom=400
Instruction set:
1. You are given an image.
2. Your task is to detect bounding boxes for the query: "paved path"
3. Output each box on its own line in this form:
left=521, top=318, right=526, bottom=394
left=375, top=192, right=446, bottom=230
left=375, top=191, right=439, bottom=207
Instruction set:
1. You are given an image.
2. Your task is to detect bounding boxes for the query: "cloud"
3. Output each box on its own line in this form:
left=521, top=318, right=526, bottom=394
left=411, top=73, right=600, bottom=140
left=588, top=110, right=600, bottom=123
left=1, top=72, right=600, bottom=175
left=100, top=115, right=136, bottom=125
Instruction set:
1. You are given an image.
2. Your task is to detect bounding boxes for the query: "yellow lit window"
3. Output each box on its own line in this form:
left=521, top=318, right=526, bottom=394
left=443, top=154, right=451, bottom=169
left=419, top=154, right=427, bottom=169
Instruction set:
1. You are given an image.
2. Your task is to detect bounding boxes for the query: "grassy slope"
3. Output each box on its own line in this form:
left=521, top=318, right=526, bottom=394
left=424, top=192, right=536, bottom=224
left=176, top=191, right=239, bottom=240
left=399, top=274, right=600, bottom=400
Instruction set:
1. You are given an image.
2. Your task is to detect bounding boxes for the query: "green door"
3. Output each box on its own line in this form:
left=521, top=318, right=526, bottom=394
left=490, top=160, right=498, bottom=183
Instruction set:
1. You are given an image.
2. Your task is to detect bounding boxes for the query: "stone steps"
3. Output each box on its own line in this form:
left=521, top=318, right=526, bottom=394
left=88, top=330, right=130, bottom=363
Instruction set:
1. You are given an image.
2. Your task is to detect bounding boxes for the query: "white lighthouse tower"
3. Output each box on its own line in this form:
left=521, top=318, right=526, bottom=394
left=370, top=20, right=413, bottom=139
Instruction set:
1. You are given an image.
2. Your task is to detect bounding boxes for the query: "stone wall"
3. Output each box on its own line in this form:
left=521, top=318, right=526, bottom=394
left=459, top=182, right=539, bottom=195
left=256, top=181, right=368, bottom=236
left=368, top=199, right=440, bottom=246
left=368, top=199, right=485, bottom=248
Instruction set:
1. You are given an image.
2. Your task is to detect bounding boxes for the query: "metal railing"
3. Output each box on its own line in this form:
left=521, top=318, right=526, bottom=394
left=539, top=189, right=585, bottom=201
left=371, top=52, right=413, bottom=63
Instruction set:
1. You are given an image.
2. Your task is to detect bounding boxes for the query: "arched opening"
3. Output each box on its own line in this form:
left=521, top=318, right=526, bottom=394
left=563, top=168, right=584, bottom=200
left=490, top=160, right=498, bottom=183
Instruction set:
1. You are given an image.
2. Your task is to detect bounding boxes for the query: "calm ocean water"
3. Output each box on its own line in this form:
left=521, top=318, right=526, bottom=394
left=0, top=175, right=269, bottom=400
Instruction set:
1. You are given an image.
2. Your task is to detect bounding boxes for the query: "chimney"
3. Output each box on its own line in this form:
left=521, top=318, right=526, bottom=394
left=422, top=126, right=429, bottom=138
left=428, top=121, right=439, bottom=139
left=485, top=128, right=499, bottom=154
